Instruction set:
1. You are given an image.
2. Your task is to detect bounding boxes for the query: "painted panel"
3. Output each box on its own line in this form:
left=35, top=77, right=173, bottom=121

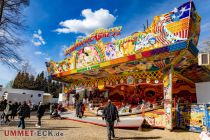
left=76, top=46, right=101, bottom=69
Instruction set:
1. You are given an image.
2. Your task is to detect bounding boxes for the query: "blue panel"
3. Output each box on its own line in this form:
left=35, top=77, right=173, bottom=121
left=205, top=104, right=210, bottom=132
left=189, top=41, right=199, bottom=56
left=168, top=41, right=187, bottom=52
left=177, top=2, right=191, bottom=19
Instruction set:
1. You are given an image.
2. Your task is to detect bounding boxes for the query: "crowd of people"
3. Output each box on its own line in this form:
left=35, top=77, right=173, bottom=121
left=0, top=99, right=45, bottom=129
left=0, top=99, right=31, bottom=125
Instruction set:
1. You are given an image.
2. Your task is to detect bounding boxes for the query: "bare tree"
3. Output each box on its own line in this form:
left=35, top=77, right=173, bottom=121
left=200, top=38, right=210, bottom=53
left=0, top=0, right=29, bottom=70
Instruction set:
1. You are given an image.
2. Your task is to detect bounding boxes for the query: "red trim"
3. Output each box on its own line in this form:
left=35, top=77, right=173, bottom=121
left=64, top=117, right=140, bottom=128
left=150, top=125, right=165, bottom=129
left=141, top=51, right=152, bottom=58
left=127, top=55, right=136, bottom=61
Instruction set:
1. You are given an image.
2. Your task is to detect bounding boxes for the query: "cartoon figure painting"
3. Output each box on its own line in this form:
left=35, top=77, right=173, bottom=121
left=134, top=33, right=156, bottom=51
left=114, top=42, right=124, bottom=58
left=121, top=41, right=135, bottom=55
left=65, top=52, right=76, bottom=70
left=105, top=43, right=117, bottom=61
left=48, top=61, right=59, bottom=75
left=77, top=46, right=101, bottom=68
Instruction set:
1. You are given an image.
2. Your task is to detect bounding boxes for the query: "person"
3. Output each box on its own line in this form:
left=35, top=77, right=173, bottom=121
left=51, top=109, right=61, bottom=119
left=4, top=101, right=12, bottom=124
left=3, top=99, right=8, bottom=110
left=17, top=101, right=28, bottom=129
left=75, top=101, right=80, bottom=117
left=102, top=100, right=119, bottom=140
left=88, top=91, right=93, bottom=103
left=25, top=102, right=31, bottom=119
left=18, top=102, right=21, bottom=108
left=50, top=103, right=55, bottom=118
left=11, top=102, right=18, bottom=120
left=57, top=103, right=62, bottom=115
left=0, top=99, right=7, bottom=123
left=36, top=102, right=45, bottom=128
left=78, top=101, right=84, bottom=118
left=74, top=93, right=80, bottom=108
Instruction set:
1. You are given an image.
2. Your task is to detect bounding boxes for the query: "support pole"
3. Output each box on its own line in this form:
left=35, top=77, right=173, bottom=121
left=163, top=65, right=173, bottom=130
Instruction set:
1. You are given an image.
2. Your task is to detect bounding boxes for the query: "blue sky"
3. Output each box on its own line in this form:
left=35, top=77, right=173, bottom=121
left=0, top=0, right=210, bottom=86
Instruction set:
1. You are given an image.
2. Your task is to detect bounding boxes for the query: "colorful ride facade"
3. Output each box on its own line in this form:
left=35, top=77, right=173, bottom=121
left=46, top=1, right=210, bottom=130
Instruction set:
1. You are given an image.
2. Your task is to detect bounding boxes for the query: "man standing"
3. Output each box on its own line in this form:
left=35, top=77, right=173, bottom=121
left=36, top=102, right=45, bottom=128
left=17, top=101, right=27, bottom=129
left=102, top=100, right=119, bottom=140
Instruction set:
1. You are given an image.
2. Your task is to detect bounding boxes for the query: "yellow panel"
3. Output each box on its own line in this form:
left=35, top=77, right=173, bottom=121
left=70, top=69, right=77, bottom=74
left=100, top=61, right=110, bottom=67
left=166, top=18, right=189, bottom=33
left=135, top=53, right=142, bottom=59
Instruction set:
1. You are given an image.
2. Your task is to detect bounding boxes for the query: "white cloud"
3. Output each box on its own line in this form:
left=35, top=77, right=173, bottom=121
left=37, top=29, right=42, bottom=34
left=45, top=57, right=51, bottom=61
left=32, top=29, right=46, bottom=46
left=76, top=35, right=86, bottom=40
left=34, top=51, right=43, bottom=55
left=55, top=8, right=116, bottom=35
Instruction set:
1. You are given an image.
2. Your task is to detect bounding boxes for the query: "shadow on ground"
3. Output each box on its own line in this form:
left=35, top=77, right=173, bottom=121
left=116, top=136, right=162, bottom=140
left=25, top=126, right=80, bottom=130
left=171, top=128, right=199, bottom=133
left=0, top=120, right=80, bottom=130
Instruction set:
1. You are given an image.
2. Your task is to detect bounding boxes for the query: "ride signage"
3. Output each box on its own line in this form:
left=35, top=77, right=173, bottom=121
left=64, top=26, right=122, bottom=56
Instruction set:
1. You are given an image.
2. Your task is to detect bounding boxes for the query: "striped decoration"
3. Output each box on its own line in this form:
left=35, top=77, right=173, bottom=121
left=154, top=60, right=167, bottom=68
left=154, top=58, right=173, bottom=69
left=156, top=33, right=171, bottom=46
left=174, top=29, right=189, bottom=39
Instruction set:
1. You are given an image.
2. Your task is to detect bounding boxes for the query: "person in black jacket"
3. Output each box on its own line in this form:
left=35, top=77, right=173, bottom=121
left=25, top=103, right=31, bottom=119
left=36, top=102, right=45, bottom=128
left=17, top=101, right=28, bottom=129
left=11, top=102, right=18, bottom=120
left=102, top=100, right=119, bottom=140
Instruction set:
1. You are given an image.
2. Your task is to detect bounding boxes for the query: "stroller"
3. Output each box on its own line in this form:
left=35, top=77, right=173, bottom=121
left=50, top=110, right=62, bottom=120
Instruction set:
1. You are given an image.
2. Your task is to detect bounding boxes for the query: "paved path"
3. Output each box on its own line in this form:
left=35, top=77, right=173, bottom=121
left=62, top=112, right=144, bottom=128
left=0, top=113, right=200, bottom=140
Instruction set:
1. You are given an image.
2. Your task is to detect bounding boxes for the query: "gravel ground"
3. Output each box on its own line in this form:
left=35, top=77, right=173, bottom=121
left=0, top=114, right=199, bottom=140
